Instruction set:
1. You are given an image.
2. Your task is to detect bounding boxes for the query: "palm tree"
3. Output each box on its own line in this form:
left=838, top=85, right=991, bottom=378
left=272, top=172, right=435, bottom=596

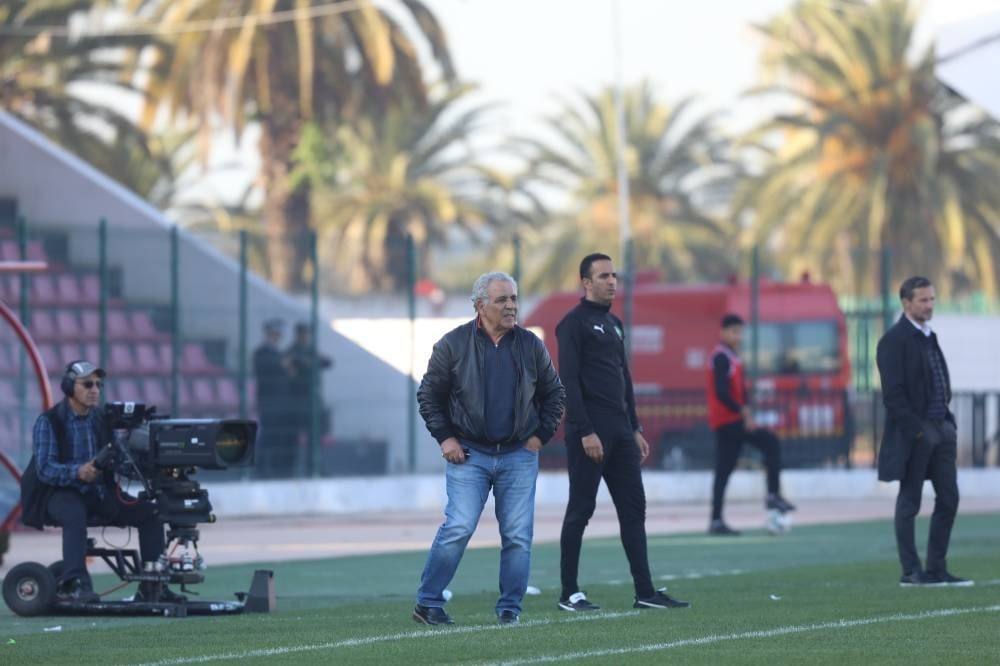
left=737, top=0, right=1000, bottom=298
left=126, top=0, right=455, bottom=291
left=288, top=84, right=497, bottom=292
left=1, top=1, right=173, bottom=199
left=515, top=82, right=738, bottom=291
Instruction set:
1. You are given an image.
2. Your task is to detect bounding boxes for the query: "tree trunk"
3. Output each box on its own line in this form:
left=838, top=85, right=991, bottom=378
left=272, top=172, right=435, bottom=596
left=259, top=119, right=311, bottom=293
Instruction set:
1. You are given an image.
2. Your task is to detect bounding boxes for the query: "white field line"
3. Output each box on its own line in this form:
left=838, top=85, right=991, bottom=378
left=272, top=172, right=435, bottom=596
left=128, top=610, right=642, bottom=666
left=492, top=604, right=1000, bottom=665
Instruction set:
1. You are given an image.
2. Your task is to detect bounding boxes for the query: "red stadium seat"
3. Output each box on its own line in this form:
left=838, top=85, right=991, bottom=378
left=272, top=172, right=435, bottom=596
left=29, top=310, right=57, bottom=341
left=56, top=274, right=82, bottom=305
left=31, top=275, right=57, bottom=306
left=80, top=275, right=101, bottom=305
left=181, top=344, right=218, bottom=374
left=109, top=343, right=136, bottom=373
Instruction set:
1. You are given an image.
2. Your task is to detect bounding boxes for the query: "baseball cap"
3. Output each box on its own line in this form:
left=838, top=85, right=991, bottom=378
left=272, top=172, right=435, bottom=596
left=68, top=360, right=106, bottom=381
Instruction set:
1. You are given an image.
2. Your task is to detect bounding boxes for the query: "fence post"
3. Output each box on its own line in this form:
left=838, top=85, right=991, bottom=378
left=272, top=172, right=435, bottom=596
left=170, top=225, right=180, bottom=417
left=17, top=215, right=30, bottom=454
left=407, top=233, right=417, bottom=473
left=238, top=230, right=248, bottom=421
left=309, top=231, right=321, bottom=478
left=16, top=216, right=29, bottom=328
left=749, top=244, right=761, bottom=399
left=880, top=246, right=893, bottom=332
left=98, top=218, right=108, bottom=374
left=622, top=238, right=634, bottom=360
left=512, top=232, right=522, bottom=286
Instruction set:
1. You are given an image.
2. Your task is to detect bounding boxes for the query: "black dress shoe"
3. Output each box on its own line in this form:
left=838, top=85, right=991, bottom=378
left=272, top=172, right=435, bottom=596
left=412, top=604, right=454, bottom=625
left=708, top=520, right=741, bottom=536
left=923, top=571, right=974, bottom=587
left=497, top=609, right=520, bottom=625
left=634, top=588, right=691, bottom=609
left=899, top=571, right=927, bottom=587
left=58, top=578, right=99, bottom=604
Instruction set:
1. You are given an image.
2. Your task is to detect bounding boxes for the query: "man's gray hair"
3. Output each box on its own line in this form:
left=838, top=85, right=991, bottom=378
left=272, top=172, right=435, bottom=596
left=471, top=271, right=517, bottom=309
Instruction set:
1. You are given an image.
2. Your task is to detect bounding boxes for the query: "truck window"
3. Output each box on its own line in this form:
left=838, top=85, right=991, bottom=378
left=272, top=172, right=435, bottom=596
left=748, top=320, right=840, bottom=375
left=790, top=321, right=840, bottom=373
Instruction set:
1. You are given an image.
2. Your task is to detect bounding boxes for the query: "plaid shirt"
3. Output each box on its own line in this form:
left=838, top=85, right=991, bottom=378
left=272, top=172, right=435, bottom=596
left=923, top=334, right=949, bottom=421
left=32, top=402, right=103, bottom=495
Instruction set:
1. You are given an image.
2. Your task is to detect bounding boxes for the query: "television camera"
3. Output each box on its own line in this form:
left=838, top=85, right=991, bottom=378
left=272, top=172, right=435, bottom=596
left=3, top=402, right=275, bottom=618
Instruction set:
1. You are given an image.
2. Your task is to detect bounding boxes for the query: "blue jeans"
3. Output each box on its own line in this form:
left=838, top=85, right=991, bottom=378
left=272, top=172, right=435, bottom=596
left=416, top=446, right=539, bottom=615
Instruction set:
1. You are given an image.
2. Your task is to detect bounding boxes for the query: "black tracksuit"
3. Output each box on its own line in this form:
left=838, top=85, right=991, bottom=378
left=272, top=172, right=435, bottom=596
left=557, top=298, right=654, bottom=599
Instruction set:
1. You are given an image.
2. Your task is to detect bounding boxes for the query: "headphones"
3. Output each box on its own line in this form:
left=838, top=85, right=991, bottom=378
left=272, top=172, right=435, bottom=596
left=61, top=360, right=99, bottom=397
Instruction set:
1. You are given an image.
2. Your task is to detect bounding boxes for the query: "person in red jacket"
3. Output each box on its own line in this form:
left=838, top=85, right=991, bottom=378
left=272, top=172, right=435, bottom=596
left=707, top=314, right=795, bottom=535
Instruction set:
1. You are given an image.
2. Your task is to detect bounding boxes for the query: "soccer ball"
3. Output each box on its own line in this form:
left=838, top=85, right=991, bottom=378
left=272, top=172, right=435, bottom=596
left=765, top=509, right=792, bottom=535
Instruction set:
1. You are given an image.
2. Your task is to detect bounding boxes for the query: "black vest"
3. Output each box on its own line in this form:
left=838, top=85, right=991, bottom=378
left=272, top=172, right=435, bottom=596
left=19, top=403, right=109, bottom=529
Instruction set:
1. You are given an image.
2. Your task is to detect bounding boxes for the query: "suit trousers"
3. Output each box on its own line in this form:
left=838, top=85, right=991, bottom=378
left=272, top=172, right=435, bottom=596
left=894, top=419, right=959, bottom=575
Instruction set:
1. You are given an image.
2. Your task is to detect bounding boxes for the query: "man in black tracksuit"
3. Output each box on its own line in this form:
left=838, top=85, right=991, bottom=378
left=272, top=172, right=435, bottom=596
left=556, top=253, right=689, bottom=612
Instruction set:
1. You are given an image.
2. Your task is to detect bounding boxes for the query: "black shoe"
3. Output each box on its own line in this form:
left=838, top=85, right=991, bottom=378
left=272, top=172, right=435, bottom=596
left=634, top=588, right=691, bottom=609
left=558, top=591, right=600, bottom=612
left=136, top=582, right=187, bottom=603
left=497, top=609, right=520, bottom=625
left=58, top=578, right=99, bottom=604
left=412, top=604, right=454, bottom=625
left=899, top=571, right=928, bottom=587
left=766, top=494, right=796, bottom=512
left=708, top=519, right=741, bottom=536
left=923, top=571, right=974, bottom=587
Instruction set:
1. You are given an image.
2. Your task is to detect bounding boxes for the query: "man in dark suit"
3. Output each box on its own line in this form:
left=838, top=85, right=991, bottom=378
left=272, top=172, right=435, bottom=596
left=876, top=276, right=971, bottom=587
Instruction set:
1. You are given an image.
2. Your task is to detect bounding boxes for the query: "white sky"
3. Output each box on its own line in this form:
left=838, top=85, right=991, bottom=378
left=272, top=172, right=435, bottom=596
left=160, top=0, right=1000, bottom=208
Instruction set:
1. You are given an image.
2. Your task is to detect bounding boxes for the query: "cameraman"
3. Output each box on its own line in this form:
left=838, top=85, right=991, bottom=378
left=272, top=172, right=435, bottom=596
left=30, top=361, right=180, bottom=603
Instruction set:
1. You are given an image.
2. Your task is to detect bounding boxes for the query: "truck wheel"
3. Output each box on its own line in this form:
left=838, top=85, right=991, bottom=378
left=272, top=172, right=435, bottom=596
left=3, top=562, right=56, bottom=616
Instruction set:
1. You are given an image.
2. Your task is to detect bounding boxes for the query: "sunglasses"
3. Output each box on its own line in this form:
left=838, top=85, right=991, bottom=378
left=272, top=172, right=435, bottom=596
left=78, top=380, right=103, bottom=389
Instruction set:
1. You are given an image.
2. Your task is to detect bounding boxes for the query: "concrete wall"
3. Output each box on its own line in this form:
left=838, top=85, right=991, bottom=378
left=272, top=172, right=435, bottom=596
left=202, top=468, right=1000, bottom=517
left=0, top=112, right=420, bottom=471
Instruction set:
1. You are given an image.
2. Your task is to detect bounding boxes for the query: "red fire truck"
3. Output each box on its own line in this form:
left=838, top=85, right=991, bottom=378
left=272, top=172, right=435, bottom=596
left=524, top=275, right=852, bottom=469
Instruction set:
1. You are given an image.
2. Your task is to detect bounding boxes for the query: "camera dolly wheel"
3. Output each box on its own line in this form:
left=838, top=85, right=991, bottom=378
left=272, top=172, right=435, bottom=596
left=3, top=562, right=57, bottom=616
left=48, top=560, right=65, bottom=581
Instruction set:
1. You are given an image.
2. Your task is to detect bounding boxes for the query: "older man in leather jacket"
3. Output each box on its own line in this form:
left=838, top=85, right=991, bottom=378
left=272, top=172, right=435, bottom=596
left=412, top=271, right=565, bottom=626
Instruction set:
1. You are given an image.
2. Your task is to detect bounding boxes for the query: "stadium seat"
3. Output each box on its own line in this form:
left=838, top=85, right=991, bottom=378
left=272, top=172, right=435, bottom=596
left=192, top=378, right=218, bottom=406
left=81, top=343, right=99, bottom=364
left=109, top=343, right=136, bottom=373
left=111, top=377, right=142, bottom=403
left=57, top=343, right=84, bottom=368
left=217, top=377, right=240, bottom=408
left=80, top=310, right=100, bottom=339
left=80, top=275, right=101, bottom=305
left=0, top=381, right=16, bottom=409
left=141, top=378, right=169, bottom=410
left=107, top=310, right=132, bottom=339
left=56, top=274, right=82, bottom=305
left=55, top=310, right=83, bottom=340
left=0, top=275, right=18, bottom=303
left=135, top=343, right=162, bottom=373
left=30, top=275, right=57, bottom=305
left=181, top=344, right=218, bottom=375
left=29, top=310, right=57, bottom=341
left=0, top=346, right=12, bottom=373
left=37, top=343, right=60, bottom=372
left=178, top=379, right=194, bottom=410
left=130, top=311, right=162, bottom=339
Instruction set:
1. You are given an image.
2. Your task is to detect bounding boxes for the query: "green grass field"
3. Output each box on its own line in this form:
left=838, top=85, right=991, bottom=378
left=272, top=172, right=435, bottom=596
left=3, top=513, right=999, bottom=664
